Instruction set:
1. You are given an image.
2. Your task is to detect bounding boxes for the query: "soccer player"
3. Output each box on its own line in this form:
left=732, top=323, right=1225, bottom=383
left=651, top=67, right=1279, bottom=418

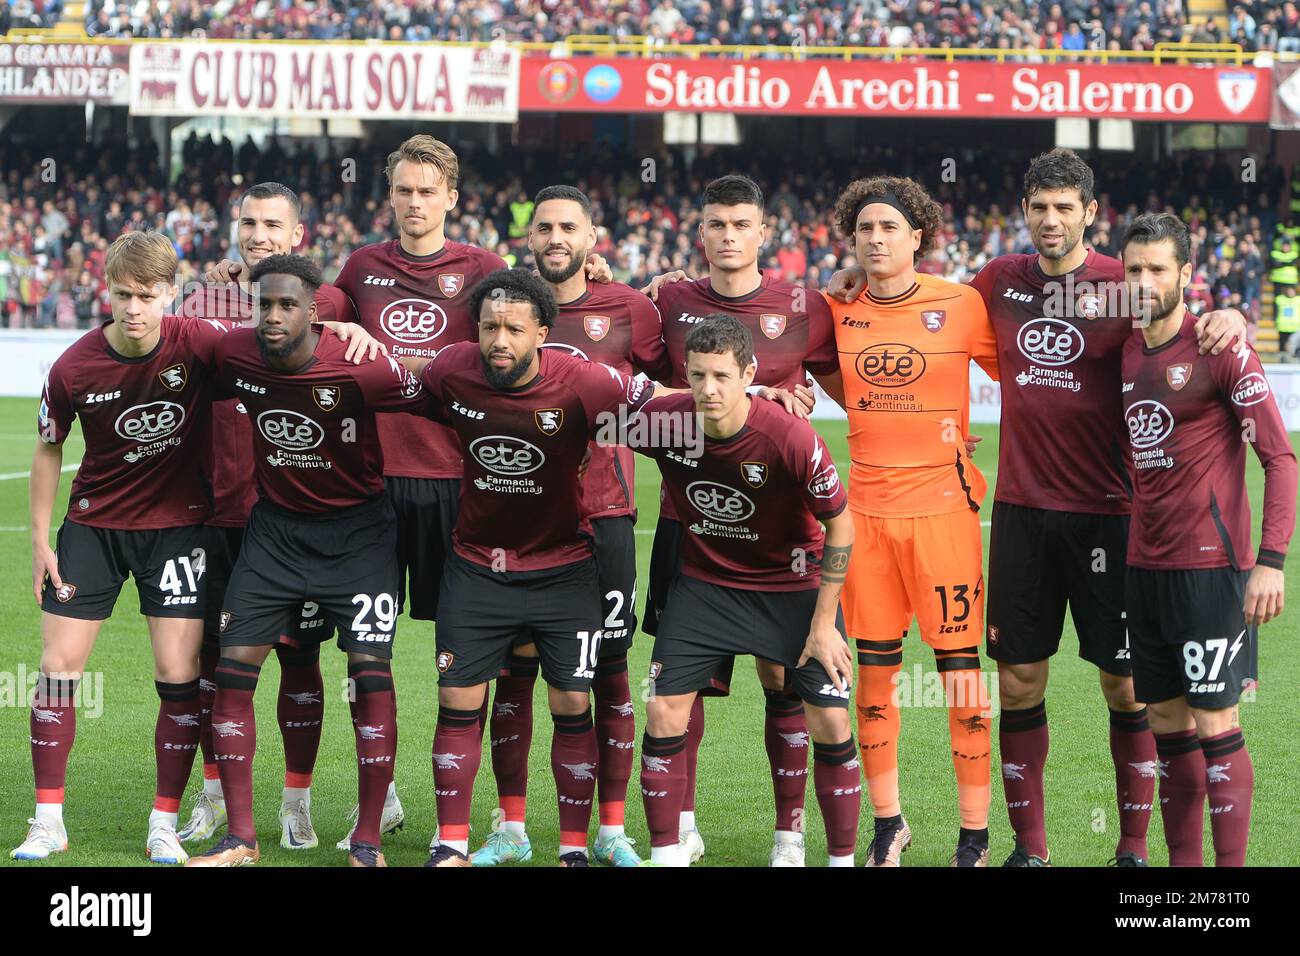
left=633, top=314, right=860, bottom=867
left=185, top=255, right=430, bottom=868
left=407, top=268, right=676, bottom=868
left=642, top=174, right=836, bottom=866
left=1119, top=213, right=1295, bottom=867
left=331, top=135, right=507, bottom=638
left=828, top=148, right=1249, bottom=866
left=471, top=186, right=672, bottom=868
left=180, top=181, right=361, bottom=852
left=826, top=176, right=999, bottom=866
left=15, top=231, right=230, bottom=864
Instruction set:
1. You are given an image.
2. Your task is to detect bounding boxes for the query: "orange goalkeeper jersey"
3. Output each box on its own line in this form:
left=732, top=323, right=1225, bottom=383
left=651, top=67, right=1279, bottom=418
left=828, top=274, right=999, bottom=517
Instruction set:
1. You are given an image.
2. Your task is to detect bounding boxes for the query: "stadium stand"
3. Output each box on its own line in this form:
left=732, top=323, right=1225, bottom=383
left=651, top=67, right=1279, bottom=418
left=70, top=0, right=1200, bottom=49
left=0, top=125, right=1285, bottom=339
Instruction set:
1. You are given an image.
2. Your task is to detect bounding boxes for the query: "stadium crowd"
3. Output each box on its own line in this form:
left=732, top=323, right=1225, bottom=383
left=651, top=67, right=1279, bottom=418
left=1, top=0, right=64, bottom=33
left=0, top=127, right=1289, bottom=344
left=73, top=0, right=1201, bottom=51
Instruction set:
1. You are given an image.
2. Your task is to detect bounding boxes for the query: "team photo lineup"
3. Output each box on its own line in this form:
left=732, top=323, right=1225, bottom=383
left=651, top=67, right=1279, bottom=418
left=4, top=27, right=1299, bottom=875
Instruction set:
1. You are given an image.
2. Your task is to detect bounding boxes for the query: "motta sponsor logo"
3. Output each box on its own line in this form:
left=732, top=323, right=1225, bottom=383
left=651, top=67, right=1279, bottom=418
left=1231, top=372, right=1270, bottom=406
left=808, top=464, right=841, bottom=498
left=542, top=341, right=589, bottom=361
left=854, top=342, right=926, bottom=387
left=1125, top=399, right=1175, bottom=449
left=114, top=401, right=184, bottom=442
left=257, top=409, right=325, bottom=451
left=686, top=480, right=756, bottom=523
left=380, top=298, right=447, bottom=343
left=469, top=435, right=545, bottom=475
left=1016, top=318, right=1083, bottom=367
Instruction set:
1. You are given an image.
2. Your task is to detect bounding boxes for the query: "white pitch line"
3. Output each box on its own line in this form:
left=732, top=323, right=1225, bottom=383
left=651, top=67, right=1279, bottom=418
left=0, top=463, right=78, bottom=481
left=0, top=526, right=28, bottom=532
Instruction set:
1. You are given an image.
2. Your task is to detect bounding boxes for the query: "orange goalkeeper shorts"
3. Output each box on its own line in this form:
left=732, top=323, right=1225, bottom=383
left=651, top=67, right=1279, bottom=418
left=842, top=509, right=985, bottom=651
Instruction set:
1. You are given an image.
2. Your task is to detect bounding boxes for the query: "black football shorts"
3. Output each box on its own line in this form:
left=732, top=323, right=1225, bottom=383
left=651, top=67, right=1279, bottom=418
left=386, top=475, right=459, bottom=622
left=435, top=553, right=604, bottom=692
left=1126, top=565, right=1258, bottom=710
left=204, top=524, right=332, bottom=644
left=648, top=574, right=851, bottom=708
left=218, top=494, right=400, bottom=659
left=41, top=520, right=208, bottom=621
left=987, top=501, right=1132, bottom=675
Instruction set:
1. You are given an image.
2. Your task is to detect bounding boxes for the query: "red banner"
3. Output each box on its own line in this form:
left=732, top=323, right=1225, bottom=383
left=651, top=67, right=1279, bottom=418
left=522, top=56, right=1270, bottom=122
left=0, top=42, right=130, bottom=104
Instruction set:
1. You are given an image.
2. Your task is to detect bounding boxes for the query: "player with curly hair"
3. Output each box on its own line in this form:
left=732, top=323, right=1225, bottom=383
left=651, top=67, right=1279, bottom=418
left=821, top=175, right=999, bottom=867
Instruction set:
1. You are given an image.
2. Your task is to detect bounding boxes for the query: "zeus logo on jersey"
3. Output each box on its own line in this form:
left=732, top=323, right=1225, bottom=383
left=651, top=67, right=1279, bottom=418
left=451, top=399, right=485, bottom=420
left=115, top=402, right=184, bottom=442
left=257, top=410, right=325, bottom=451
left=380, top=299, right=447, bottom=343
left=469, top=435, right=544, bottom=475
left=1017, top=319, right=1083, bottom=367
left=1125, top=400, right=1174, bottom=449
left=84, top=390, right=122, bottom=405
left=363, top=275, right=396, bottom=286
left=686, top=481, right=756, bottom=523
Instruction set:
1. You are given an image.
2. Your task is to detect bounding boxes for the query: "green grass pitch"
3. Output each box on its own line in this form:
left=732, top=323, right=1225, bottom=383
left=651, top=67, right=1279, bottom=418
left=0, top=396, right=1296, bottom=867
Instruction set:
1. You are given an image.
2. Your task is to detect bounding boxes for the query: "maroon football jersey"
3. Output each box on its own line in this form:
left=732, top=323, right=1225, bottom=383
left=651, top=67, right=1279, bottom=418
left=634, top=393, right=847, bottom=591
left=213, top=328, right=429, bottom=514
left=1121, top=313, right=1297, bottom=571
left=419, top=342, right=656, bottom=571
left=335, top=239, right=507, bottom=480
left=546, top=279, right=671, bottom=520
left=969, top=250, right=1133, bottom=514
left=39, top=314, right=226, bottom=529
left=653, top=272, right=838, bottom=520
left=180, top=280, right=354, bottom=527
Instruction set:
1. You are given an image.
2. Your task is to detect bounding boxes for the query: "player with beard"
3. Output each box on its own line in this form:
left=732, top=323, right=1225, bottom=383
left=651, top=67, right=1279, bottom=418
left=470, top=186, right=672, bottom=868
left=185, top=255, right=431, bottom=868
left=1119, top=213, right=1294, bottom=866
left=406, top=269, right=668, bottom=867
left=639, top=175, right=834, bottom=867
left=181, top=181, right=374, bottom=854
left=829, top=148, right=1248, bottom=866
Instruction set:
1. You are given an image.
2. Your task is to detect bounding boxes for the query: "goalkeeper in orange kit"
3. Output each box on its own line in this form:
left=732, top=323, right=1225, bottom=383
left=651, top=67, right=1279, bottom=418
left=813, top=177, right=999, bottom=866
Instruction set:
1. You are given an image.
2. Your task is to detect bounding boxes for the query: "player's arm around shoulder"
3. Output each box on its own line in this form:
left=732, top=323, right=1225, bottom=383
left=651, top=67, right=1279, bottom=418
left=349, top=349, right=436, bottom=417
